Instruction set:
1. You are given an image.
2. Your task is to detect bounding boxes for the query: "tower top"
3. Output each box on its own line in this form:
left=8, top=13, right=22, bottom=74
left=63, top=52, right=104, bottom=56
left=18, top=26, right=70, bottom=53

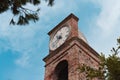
left=48, top=13, right=79, bottom=35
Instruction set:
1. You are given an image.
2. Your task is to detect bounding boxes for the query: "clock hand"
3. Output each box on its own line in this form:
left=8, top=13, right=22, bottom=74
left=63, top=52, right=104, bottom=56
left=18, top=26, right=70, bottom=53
left=52, top=38, right=59, bottom=46
left=56, top=35, right=62, bottom=40
left=51, top=40, right=58, bottom=48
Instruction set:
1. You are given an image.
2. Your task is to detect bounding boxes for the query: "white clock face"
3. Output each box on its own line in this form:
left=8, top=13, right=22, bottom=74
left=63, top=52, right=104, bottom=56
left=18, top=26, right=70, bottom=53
left=50, top=26, right=70, bottom=50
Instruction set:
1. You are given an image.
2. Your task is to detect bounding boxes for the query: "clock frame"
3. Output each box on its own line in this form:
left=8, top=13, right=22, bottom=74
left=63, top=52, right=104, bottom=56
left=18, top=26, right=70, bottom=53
left=49, top=25, right=71, bottom=51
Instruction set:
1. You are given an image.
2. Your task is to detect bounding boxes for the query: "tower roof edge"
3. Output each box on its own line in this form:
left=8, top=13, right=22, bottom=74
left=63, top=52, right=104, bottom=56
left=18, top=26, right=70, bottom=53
left=48, top=13, right=79, bottom=35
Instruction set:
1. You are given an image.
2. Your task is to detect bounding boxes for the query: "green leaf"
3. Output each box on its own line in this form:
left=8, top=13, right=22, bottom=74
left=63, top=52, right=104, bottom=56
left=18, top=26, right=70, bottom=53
left=17, top=15, right=29, bottom=25
left=10, top=18, right=16, bottom=25
left=0, top=1, right=9, bottom=13
left=45, top=0, right=54, bottom=6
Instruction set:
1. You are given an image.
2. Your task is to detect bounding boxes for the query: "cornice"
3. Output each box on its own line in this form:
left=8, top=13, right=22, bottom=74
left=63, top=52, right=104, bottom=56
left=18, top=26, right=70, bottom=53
left=43, top=37, right=100, bottom=63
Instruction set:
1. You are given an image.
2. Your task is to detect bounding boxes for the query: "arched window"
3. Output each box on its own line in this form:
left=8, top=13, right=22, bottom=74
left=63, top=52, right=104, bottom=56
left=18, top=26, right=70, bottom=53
left=54, top=60, right=68, bottom=80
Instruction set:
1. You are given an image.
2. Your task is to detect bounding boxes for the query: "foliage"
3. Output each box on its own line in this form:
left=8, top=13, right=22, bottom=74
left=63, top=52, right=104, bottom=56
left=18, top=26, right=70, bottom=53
left=0, top=0, right=54, bottom=25
left=79, top=37, right=120, bottom=80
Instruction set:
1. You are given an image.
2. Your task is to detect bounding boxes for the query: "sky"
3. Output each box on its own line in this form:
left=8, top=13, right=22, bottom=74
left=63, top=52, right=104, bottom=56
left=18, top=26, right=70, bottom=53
left=0, top=0, right=120, bottom=80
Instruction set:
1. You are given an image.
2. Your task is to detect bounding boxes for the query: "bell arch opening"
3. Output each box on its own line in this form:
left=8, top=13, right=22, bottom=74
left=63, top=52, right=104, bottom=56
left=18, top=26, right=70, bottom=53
left=54, top=60, right=68, bottom=80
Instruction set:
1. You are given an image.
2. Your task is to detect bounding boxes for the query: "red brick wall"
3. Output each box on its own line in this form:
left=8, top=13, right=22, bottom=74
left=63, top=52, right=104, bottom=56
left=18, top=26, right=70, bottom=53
left=44, top=39, right=99, bottom=80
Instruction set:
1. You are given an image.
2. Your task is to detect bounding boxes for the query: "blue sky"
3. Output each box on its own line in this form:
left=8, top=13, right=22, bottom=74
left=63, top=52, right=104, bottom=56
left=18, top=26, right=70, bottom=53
left=0, top=0, right=120, bottom=80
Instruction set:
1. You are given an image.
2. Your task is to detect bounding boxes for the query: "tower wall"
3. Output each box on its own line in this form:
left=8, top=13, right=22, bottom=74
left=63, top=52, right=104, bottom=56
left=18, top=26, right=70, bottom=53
left=43, top=13, right=100, bottom=80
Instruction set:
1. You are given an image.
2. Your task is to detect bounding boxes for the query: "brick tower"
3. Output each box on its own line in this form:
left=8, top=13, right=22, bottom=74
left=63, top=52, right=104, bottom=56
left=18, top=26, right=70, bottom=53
left=43, top=13, right=100, bottom=80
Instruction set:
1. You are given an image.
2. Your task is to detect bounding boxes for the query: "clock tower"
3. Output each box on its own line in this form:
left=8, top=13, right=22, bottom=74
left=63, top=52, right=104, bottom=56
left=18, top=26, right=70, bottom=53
left=43, top=14, right=100, bottom=80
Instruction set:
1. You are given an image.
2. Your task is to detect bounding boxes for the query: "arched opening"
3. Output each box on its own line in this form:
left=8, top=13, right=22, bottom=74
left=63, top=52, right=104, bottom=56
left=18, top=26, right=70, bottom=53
left=54, top=60, right=68, bottom=80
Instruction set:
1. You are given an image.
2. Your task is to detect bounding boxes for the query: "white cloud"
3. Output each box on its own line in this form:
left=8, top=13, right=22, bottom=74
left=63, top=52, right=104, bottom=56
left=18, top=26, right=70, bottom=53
left=15, top=52, right=30, bottom=67
left=96, top=0, right=120, bottom=36
left=0, top=15, right=47, bottom=68
left=86, top=0, right=120, bottom=55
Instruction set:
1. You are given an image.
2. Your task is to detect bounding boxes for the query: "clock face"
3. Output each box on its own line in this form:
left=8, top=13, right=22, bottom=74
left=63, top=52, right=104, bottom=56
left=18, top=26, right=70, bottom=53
left=50, top=26, right=70, bottom=50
